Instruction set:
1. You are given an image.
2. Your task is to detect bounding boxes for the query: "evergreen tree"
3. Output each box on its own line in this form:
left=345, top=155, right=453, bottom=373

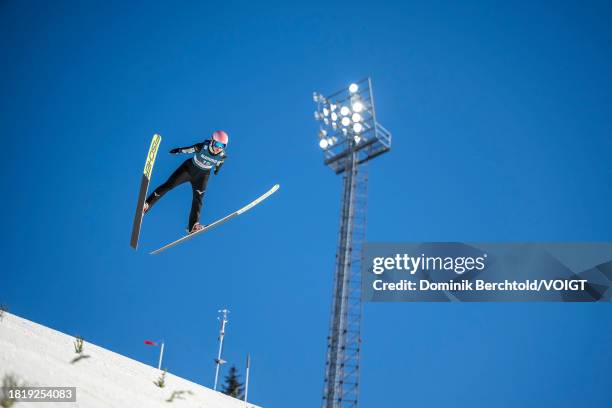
left=221, top=365, right=244, bottom=399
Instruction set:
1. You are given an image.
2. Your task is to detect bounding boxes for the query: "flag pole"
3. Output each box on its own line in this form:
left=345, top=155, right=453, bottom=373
left=244, top=354, right=250, bottom=406
left=158, top=341, right=165, bottom=370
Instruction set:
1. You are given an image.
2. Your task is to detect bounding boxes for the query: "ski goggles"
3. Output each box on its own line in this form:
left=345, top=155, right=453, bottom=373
left=212, top=140, right=226, bottom=149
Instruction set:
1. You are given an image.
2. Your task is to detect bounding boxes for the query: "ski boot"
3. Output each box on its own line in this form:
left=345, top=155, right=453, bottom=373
left=189, top=223, right=204, bottom=234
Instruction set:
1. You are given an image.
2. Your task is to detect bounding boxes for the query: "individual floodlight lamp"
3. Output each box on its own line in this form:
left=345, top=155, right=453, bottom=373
left=319, top=138, right=329, bottom=149
left=331, top=112, right=338, bottom=121
left=351, top=113, right=362, bottom=122
left=349, top=83, right=359, bottom=93
left=353, top=123, right=363, bottom=133
left=352, top=101, right=364, bottom=113
left=341, top=117, right=351, bottom=127
left=323, top=107, right=330, bottom=116
left=340, top=106, right=351, bottom=116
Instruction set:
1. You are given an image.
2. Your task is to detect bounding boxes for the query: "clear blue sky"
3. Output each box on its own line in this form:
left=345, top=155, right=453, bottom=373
left=2, top=1, right=612, bottom=407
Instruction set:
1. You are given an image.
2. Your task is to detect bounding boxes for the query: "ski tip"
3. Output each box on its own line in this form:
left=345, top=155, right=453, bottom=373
left=272, top=183, right=280, bottom=192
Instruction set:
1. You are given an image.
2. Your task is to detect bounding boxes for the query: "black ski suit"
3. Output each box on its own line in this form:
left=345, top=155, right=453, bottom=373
left=146, top=140, right=226, bottom=231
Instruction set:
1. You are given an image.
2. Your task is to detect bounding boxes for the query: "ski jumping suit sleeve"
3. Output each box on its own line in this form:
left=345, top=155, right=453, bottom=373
left=145, top=140, right=226, bottom=230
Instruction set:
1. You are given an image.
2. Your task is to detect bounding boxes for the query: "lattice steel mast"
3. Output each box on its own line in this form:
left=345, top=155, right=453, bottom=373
left=313, top=78, right=391, bottom=408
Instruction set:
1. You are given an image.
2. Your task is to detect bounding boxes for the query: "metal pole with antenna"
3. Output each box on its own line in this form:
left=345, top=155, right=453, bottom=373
left=213, top=309, right=229, bottom=390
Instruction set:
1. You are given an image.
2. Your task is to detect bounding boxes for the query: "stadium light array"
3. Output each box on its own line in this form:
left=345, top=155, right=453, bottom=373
left=313, top=78, right=391, bottom=165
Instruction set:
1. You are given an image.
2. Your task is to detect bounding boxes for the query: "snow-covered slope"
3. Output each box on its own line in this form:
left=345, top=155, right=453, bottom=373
left=0, top=312, right=259, bottom=408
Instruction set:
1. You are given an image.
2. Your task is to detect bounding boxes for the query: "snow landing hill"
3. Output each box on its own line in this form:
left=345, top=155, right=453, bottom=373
left=0, top=312, right=259, bottom=408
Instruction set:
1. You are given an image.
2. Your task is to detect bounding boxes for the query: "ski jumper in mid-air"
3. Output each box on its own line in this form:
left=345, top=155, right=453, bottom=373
left=143, top=130, right=228, bottom=234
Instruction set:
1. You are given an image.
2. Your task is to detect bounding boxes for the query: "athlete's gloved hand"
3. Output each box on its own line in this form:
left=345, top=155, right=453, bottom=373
left=169, top=148, right=181, bottom=155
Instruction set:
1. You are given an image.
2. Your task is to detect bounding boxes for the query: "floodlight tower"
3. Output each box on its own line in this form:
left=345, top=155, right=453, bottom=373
left=313, top=78, right=391, bottom=408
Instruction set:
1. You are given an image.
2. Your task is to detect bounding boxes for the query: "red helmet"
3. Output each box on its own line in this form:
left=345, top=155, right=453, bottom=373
left=211, top=130, right=229, bottom=146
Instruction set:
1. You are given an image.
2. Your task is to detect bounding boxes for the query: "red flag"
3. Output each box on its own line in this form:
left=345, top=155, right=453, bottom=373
left=144, top=340, right=157, bottom=346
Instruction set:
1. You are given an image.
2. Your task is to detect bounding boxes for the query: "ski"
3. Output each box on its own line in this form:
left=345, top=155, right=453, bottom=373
left=130, top=134, right=162, bottom=249
left=149, top=184, right=280, bottom=255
